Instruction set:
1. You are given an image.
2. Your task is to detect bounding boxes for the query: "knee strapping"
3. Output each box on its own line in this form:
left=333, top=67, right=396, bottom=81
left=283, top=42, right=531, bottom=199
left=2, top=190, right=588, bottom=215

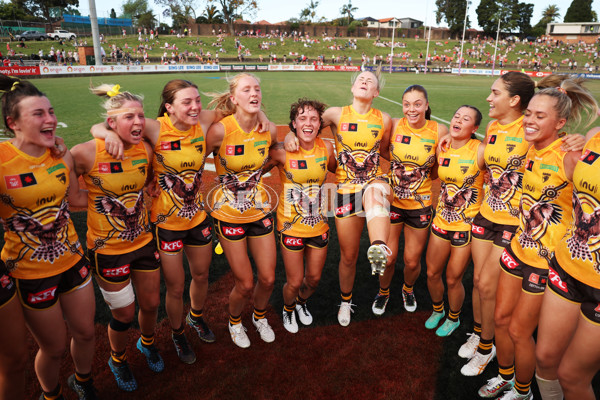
left=99, top=281, right=135, bottom=310
left=365, top=205, right=390, bottom=222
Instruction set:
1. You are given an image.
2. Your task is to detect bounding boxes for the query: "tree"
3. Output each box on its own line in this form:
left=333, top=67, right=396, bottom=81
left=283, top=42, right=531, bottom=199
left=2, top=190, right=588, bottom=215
left=196, top=5, right=224, bottom=23
left=154, top=0, right=199, bottom=29
left=12, top=0, right=79, bottom=21
left=110, top=8, right=117, bottom=18
left=477, top=0, right=521, bottom=36
left=531, top=4, right=559, bottom=37
left=207, top=0, right=258, bottom=34
left=0, top=1, right=35, bottom=21
left=513, top=2, right=533, bottom=37
left=306, top=0, right=319, bottom=23
left=122, top=0, right=156, bottom=27
left=435, top=0, right=471, bottom=38
left=340, top=0, right=357, bottom=25
left=564, top=0, right=596, bottom=22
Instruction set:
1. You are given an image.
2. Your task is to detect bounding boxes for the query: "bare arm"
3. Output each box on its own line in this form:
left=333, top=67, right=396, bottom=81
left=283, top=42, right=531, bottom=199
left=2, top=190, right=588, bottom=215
left=65, top=143, right=95, bottom=209
left=477, top=141, right=487, bottom=170
left=206, top=121, right=225, bottom=156
left=561, top=133, right=586, bottom=152
left=563, top=150, right=580, bottom=182
left=324, top=139, right=337, bottom=173
left=379, top=112, right=392, bottom=161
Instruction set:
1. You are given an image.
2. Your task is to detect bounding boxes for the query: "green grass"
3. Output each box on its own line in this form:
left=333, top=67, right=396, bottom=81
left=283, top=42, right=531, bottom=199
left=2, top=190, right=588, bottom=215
left=33, top=72, right=600, bottom=148
left=9, top=34, right=600, bottom=71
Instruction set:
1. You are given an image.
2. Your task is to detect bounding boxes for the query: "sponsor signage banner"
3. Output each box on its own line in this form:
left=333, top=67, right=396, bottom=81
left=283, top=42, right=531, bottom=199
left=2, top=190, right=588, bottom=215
left=0, top=66, right=41, bottom=76
left=269, top=64, right=316, bottom=71
left=38, top=64, right=219, bottom=75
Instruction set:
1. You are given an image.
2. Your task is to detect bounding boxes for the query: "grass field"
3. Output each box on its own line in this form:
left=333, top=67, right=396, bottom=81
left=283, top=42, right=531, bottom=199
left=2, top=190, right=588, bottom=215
left=32, top=71, right=600, bottom=148
left=13, top=72, right=600, bottom=399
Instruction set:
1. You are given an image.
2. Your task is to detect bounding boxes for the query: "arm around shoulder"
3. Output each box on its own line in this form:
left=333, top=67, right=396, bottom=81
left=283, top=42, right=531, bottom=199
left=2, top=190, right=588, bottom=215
left=564, top=150, right=581, bottom=182
left=206, top=120, right=225, bottom=156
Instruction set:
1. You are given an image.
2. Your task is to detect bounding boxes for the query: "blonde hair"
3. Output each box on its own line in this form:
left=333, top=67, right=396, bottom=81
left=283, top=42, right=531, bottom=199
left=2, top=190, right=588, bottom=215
left=536, top=75, right=598, bottom=128
left=90, top=83, right=144, bottom=120
left=206, top=73, right=261, bottom=116
left=350, top=66, right=384, bottom=91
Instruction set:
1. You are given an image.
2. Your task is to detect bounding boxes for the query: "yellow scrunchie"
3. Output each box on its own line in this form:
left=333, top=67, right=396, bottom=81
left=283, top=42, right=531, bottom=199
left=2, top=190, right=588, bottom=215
left=107, top=84, right=121, bottom=97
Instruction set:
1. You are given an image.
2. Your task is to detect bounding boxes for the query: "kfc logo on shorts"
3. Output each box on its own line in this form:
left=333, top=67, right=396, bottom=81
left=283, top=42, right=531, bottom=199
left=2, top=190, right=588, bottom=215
left=103, top=264, right=131, bottom=278
left=594, top=303, right=600, bottom=313
left=27, top=286, right=57, bottom=304
left=501, top=250, right=518, bottom=270
left=262, top=218, right=272, bottom=227
left=202, top=227, right=211, bottom=237
left=548, top=266, right=568, bottom=293
left=284, top=237, right=304, bottom=247
left=432, top=223, right=447, bottom=234
left=390, top=211, right=400, bottom=220
left=335, top=203, right=353, bottom=216
left=78, top=266, right=89, bottom=279
left=0, top=274, right=12, bottom=289
left=472, top=224, right=484, bottom=235
left=161, top=240, right=183, bottom=252
left=502, top=231, right=513, bottom=241
left=223, top=226, right=245, bottom=237
left=529, top=273, right=540, bottom=285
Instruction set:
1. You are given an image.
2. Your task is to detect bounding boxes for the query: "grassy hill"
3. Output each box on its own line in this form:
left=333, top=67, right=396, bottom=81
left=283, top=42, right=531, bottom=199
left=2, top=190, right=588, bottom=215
left=8, top=33, right=600, bottom=72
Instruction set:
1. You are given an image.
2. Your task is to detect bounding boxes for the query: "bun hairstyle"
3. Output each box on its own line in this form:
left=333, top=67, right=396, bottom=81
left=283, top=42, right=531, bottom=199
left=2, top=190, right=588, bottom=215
left=90, top=83, right=144, bottom=122
left=158, top=79, right=198, bottom=118
left=403, top=84, right=432, bottom=120
left=288, top=98, right=327, bottom=134
left=206, top=73, right=261, bottom=116
left=535, top=74, right=598, bottom=129
left=498, top=71, right=536, bottom=111
left=0, top=74, right=46, bottom=136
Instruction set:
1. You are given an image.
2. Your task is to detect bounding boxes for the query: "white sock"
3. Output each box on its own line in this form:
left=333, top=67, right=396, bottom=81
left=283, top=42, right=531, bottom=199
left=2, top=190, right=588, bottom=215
left=536, top=373, right=563, bottom=400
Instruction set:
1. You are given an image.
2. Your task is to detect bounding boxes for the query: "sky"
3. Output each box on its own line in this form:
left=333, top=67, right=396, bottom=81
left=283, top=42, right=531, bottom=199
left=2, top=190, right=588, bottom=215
left=78, top=0, right=599, bottom=30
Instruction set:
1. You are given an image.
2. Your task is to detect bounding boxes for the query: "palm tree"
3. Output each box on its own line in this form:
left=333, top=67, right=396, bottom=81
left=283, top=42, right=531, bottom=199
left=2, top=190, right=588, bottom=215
left=308, top=0, right=319, bottom=22
left=203, top=5, right=223, bottom=23
left=542, top=4, right=560, bottom=22
left=340, top=0, right=358, bottom=25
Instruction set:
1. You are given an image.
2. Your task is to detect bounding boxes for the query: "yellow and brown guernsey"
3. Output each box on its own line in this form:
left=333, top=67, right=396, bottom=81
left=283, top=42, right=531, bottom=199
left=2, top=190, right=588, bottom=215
left=84, top=139, right=152, bottom=254
left=555, top=133, right=600, bottom=288
left=151, top=114, right=207, bottom=229
left=510, top=138, right=572, bottom=268
left=480, top=116, right=529, bottom=225
left=389, top=118, right=439, bottom=210
left=0, top=142, right=83, bottom=279
left=277, top=137, right=329, bottom=237
left=434, top=138, right=484, bottom=231
left=334, top=105, right=385, bottom=194
left=209, top=115, right=271, bottom=223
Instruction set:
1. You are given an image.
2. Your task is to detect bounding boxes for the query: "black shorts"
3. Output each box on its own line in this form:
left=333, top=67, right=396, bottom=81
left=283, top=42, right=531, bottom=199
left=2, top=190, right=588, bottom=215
left=390, top=205, right=433, bottom=229
left=155, top=218, right=213, bottom=254
left=215, top=215, right=274, bottom=242
left=15, top=257, right=91, bottom=310
left=334, top=178, right=390, bottom=219
left=431, top=222, right=471, bottom=247
left=90, top=240, right=161, bottom=284
left=0, top=260, right=16, bottom=308
left=334, top=191, right=364, bottom=218
left=500, top=246, right=548, bottom=294
left=548, top=256, right=600, bottom=324
left=279, top=231, right=329, bottom=251
left=471, top=213, right=518, bottom=248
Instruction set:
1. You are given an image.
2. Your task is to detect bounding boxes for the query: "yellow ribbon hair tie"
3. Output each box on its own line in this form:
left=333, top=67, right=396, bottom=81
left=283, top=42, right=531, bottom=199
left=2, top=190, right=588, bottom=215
left=107, top=84, right=121, bottom=97
left=10, top=81, right=20, bottom=91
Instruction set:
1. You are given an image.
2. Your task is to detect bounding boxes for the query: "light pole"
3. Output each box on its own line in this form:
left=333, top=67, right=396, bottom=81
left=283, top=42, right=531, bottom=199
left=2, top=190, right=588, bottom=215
left=458, top=0, right=470, bottom=75
left=491, top=15, right=501, bottom=77
left=389, top=18, right=397, bottom=73
left=425, top=24, right=432, bottom=74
